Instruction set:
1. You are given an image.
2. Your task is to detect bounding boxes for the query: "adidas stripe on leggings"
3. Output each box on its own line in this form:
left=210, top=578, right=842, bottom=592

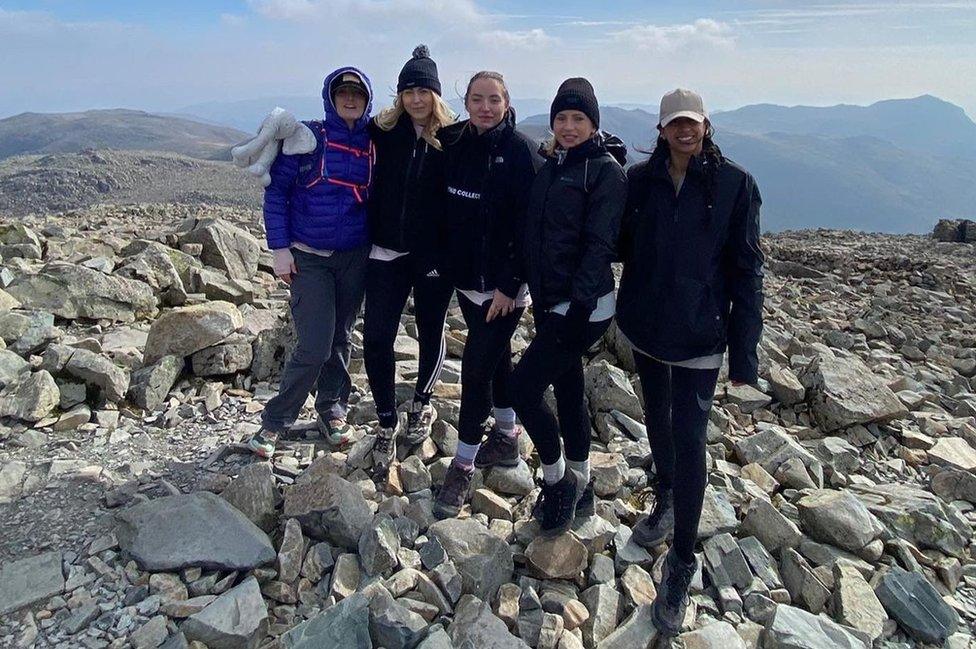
left=363, top=255, right=454, bottom=428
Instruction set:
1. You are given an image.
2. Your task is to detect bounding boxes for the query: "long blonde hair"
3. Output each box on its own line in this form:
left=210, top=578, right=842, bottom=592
left=374, top=90, right=455, bottom=150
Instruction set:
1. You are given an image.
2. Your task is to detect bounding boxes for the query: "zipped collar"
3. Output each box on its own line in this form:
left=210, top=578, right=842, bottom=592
left=648, top=150, right=709, bottom=182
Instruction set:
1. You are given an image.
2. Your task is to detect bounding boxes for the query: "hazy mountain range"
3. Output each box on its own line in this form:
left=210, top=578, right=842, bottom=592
left=2, top=96, right=973, bottom=233
left=0, top=109, right=248, bottom=161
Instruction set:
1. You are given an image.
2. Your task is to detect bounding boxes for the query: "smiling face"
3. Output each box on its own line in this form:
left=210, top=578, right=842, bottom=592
left=661, top=116, right=707, bottom=157
left=465, top=77, right=508, bottom=131
left=401, top=87, right=434, bottom=125
left=334, top=86, right=367, bottom=124
left=553, top=110, right=596, bottom=149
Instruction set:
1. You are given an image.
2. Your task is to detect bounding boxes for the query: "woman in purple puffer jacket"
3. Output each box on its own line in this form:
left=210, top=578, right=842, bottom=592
left=248, top=66, right=375, bottom=457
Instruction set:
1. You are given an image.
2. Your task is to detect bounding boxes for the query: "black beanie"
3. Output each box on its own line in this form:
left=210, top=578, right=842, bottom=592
left=550, top=77, right=599, bottom=129
left=398, top=44, right=441, bottom=96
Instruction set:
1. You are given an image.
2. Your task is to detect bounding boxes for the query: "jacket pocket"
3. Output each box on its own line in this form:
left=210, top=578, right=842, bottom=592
left=664, top=276, right=722, bottom=348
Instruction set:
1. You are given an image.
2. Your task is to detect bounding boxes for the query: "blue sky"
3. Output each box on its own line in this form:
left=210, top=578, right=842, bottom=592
left=1, top=0, right=974, bottom=119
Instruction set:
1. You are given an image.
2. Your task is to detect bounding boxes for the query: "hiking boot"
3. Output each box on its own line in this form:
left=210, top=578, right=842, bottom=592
left=247, top=430, right=277, bottom=458
left=371, top=419, right=400, bottom=476
left=433, top=461, right=474, bottom=520
left=632, top=488, right=674, bottom=548
left=575, top=478, right=595, bottom=517
left=319, top=417, right=354, bottom=448
left=652, top=546, right=698, bottom=636
left=403, top=400, right=436, bottom=445
left=474, top=425, right=520, bottom=468
left=538, top=470, right=581, bottom=538
left=533, top=476, right=594, bottom=522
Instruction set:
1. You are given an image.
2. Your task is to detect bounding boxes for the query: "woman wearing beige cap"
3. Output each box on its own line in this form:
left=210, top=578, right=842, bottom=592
left=616, top=88, right=764, bottom=636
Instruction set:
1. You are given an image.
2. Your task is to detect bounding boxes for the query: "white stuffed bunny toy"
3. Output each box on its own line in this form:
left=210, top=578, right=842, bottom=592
left=231, top=107, right=315, bottom=187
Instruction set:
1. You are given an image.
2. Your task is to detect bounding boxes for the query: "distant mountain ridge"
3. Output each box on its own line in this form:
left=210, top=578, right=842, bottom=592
left=0, top=109, right=249, bottom=161
left=517, top=97, right=976, bottom=233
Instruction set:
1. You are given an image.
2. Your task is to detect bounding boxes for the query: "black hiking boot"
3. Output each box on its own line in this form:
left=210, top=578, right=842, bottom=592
left=538, top=470, right=581, bottom=538
left=651, top=546, right=698, bottom=636
left=632, top=488, right=674, bottom=548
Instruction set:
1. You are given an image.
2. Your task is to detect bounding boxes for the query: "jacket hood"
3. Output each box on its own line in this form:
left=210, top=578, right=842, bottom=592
left=540, top=130, right=628, bottom=166
left=322, top=66, right=373, bottom=132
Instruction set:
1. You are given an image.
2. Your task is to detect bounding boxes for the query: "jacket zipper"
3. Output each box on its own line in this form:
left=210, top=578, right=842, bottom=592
left=398, top=139, right=420, bottom=250
left=480, top=150, right=493, bottom=292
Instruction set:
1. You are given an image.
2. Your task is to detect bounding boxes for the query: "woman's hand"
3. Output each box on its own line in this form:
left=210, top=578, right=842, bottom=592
left=486, top=289, right=515, bottom=322
left=273, top=248, right=298, bottom=285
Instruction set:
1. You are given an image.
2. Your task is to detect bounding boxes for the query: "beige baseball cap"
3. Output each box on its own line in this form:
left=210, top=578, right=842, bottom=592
left=659, top=88, right=707, bottom=127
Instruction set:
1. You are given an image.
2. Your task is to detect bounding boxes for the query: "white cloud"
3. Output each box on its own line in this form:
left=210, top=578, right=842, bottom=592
left=610, top=19, right=735, bottom=51
left=478, top=28, right=558, bottom=50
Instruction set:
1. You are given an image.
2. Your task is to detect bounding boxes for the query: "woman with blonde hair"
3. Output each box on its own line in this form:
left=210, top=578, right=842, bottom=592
left=363, top=45, right=457, bottom=476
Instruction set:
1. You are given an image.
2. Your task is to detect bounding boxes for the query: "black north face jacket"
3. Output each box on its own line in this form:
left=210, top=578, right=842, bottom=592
left=438, top=110, right=543, bottom=297
left=523, top=133, right=627, bottom=311
left=366, top=113, right=446, bottom=272
left=616, top=149, right=765, bottom=383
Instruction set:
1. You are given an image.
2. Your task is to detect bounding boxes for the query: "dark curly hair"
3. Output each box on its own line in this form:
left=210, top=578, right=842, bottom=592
left=647, top=120, right=724, bottom=221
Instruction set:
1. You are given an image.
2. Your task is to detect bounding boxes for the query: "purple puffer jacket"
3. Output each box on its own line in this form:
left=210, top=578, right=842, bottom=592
left=263, top=67, right=374, bottom=251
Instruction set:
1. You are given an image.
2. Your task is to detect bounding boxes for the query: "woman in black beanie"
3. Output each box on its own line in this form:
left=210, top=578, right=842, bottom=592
left=363, top=45, right=457, bottom=477
left=507, top=77, right=628, bottom=536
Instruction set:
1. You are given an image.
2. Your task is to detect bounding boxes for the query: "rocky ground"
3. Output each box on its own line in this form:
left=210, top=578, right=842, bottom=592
left=0, top=205, right=975, bottom=649
left=0, top=150, right=261, bottom=217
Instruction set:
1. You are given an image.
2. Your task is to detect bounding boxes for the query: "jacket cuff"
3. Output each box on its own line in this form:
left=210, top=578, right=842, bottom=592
left=566, top=301, right=594, bottom=324
left=496, top=277, right=521, bottom=300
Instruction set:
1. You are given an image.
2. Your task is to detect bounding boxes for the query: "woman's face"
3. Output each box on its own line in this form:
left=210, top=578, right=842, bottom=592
left=661, top=116, right=706, bottom=156
left=465, top=78, right=508, bottom=131
left=402, top=88, right=434, bottom=124
left=335, top=87, right=368, bottom=123
left=553, top=110, right=596, bottom=149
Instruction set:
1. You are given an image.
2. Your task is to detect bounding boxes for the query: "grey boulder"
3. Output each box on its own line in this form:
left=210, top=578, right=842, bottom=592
left=181, top=576, right=268, bottom=649
left=116, top=491, right=276, bottom=571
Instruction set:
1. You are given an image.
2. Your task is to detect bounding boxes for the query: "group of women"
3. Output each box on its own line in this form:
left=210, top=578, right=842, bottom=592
left=247, top=45, right=764, bottom=637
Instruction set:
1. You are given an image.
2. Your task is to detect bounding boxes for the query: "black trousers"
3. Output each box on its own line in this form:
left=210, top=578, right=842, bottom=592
left=511, top=311, right=611, bottom=465
left=456, top=293, right=524, bottom=445
left=363, top=255, right=454, bottom=427
left=634, top=352, right=721, bottom=561
left=263, top=247, right=368, bottom=431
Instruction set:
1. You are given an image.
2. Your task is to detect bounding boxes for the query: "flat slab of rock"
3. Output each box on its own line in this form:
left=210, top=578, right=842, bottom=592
left=7, top=261, right=157, bottom=322
left=429, top=518, right=513, bottom=600
left=182, top=576, right=268, bottom=649
left=875, top=568, right=958, bottom=645
left=853, top=483, right=973, bottom=559
left=764, top=604, right=868, bottom=649
left=799, top=353, right=907, bottom=432
left=116, top=492, right=275, bottom=571
left=280, top=592, right=371, bottom=648
left=0, top=551, right=64, bottom=615
left=927, top=437, right=976, bottom=471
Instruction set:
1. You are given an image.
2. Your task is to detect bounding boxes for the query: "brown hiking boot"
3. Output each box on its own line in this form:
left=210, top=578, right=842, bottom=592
left=433, top=461, right=474, bottom=520
left=474, top=425, right=520, bottom=468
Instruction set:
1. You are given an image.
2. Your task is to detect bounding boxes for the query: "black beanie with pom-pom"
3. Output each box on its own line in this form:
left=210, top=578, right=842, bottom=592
left=398, top=44, right=441, bottom=96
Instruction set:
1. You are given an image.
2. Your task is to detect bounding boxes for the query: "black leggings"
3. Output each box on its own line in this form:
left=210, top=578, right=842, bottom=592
left=457, top=293, right=524, bottom=445
left=363, top=256, right=454, bottom=427
left=512, top=311, right=611, bottom=465
left=634, top=352, right=720, bottom=562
